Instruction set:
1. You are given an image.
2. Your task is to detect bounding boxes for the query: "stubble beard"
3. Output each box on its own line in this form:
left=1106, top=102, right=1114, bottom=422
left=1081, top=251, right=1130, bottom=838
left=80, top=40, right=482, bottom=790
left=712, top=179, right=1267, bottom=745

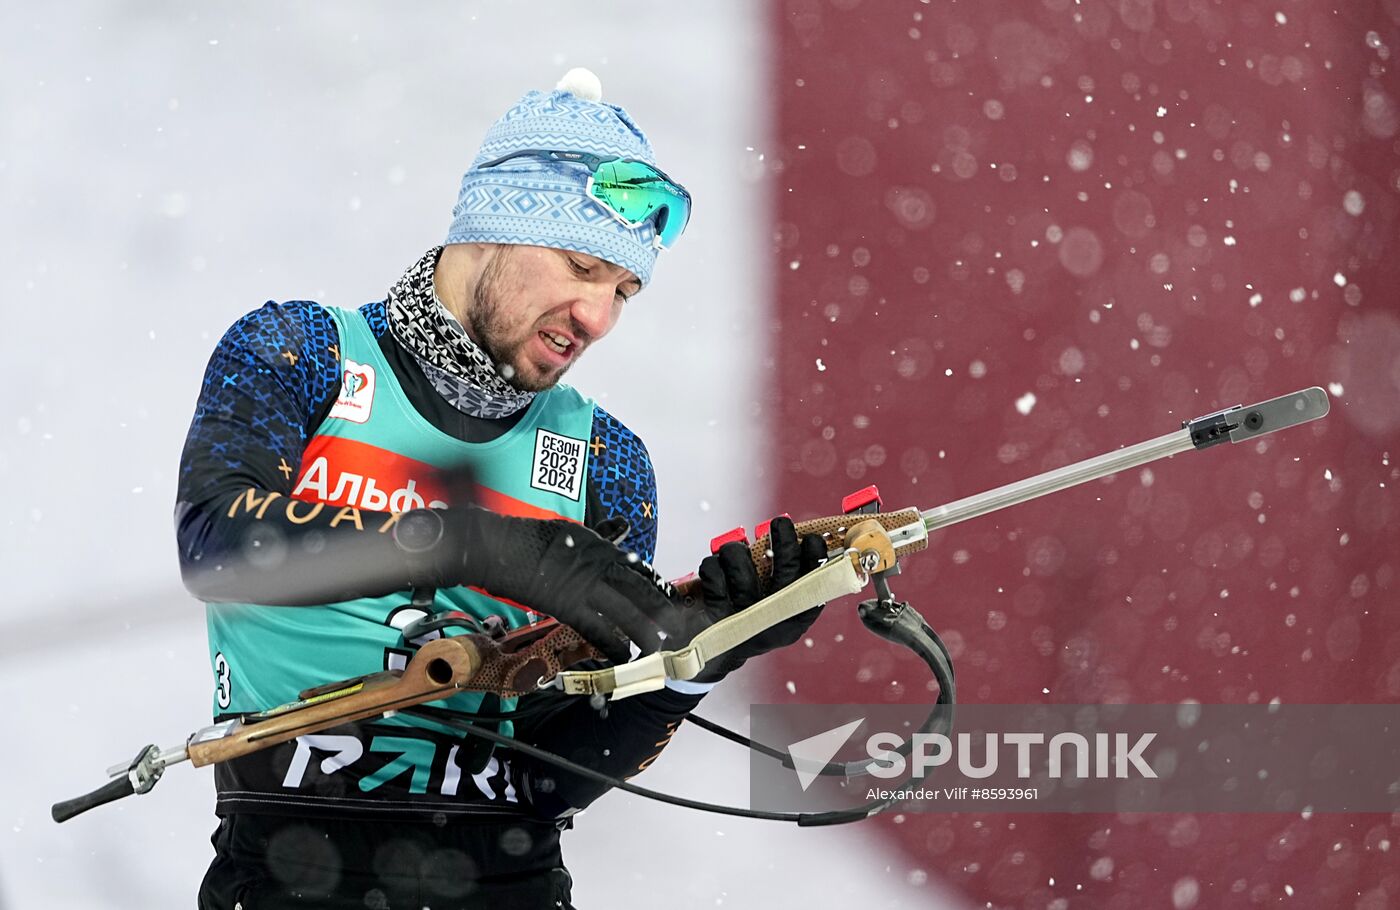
left=466, top=248, right=570, bottom=393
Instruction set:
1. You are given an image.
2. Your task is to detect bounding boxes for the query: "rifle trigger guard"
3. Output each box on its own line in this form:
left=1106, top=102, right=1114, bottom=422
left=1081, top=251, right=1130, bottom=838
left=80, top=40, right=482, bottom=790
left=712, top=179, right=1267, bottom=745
left=400, top=611, right=507, bottom=644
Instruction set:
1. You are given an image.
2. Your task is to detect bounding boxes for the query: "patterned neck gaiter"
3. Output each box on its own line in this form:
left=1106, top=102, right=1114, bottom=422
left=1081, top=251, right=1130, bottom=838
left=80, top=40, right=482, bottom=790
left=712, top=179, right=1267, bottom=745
left=385, top=247, right=537, bottom=419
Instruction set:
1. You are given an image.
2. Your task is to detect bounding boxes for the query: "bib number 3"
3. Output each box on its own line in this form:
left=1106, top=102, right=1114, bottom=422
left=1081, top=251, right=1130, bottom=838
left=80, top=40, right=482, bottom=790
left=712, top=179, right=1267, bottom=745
left=214, top=651, right=232, bottom=709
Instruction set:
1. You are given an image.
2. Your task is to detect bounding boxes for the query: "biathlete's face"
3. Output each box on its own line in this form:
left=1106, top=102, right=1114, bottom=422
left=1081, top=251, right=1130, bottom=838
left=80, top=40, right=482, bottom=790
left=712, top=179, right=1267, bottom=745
left=466, top=245, right=641, bottom=392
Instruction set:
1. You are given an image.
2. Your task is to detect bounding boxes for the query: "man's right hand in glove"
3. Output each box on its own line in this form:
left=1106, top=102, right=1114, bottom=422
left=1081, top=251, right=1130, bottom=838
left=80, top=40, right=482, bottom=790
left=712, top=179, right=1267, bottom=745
left=394, top=506, right=681, bottom=665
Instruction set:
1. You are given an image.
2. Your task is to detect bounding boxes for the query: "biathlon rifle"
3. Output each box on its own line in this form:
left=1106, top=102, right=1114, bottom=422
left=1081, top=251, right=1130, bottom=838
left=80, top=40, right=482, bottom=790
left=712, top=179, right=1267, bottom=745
left=53, top=386, right=1329, bottom=826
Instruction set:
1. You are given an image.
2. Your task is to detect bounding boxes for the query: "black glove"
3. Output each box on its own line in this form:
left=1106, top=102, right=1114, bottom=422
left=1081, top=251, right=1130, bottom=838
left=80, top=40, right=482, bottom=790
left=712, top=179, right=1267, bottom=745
left=688, top=516, right=827, bottom=683
left=393, top=507, right=679, bottom=664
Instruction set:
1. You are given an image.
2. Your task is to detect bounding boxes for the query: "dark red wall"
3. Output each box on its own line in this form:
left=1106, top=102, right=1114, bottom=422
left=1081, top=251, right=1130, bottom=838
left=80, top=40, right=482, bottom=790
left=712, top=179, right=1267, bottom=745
left=768, top=1, right=1400, bottom=905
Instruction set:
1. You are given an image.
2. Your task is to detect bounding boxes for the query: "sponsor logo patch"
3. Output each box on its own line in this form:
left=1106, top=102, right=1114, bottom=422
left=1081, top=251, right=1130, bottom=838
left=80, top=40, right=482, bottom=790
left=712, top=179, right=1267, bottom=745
left=329, top=359, right=375, bottom=424
left=531, top=428, right=586, bottom=501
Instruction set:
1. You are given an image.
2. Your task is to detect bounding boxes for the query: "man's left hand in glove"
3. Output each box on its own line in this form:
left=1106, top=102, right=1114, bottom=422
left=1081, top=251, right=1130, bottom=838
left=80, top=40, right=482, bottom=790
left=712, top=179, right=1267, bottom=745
left=685, top=516, right=828, bottom=684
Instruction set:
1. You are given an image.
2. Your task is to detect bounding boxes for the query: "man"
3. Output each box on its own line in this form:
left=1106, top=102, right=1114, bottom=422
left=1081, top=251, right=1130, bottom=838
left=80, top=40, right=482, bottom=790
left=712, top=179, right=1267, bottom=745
left=177, top=70, right=823, bottom=909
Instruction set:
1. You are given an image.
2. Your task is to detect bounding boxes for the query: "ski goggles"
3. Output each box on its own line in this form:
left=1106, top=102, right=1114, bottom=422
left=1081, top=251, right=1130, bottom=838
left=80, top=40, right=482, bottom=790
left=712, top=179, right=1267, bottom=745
left=477, top=149, right=691, bottom=250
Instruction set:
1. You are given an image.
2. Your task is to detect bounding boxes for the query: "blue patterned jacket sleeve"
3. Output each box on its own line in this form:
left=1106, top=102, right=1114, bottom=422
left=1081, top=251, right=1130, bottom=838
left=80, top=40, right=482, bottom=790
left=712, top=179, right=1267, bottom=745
left=587, top=405, right=659, bottom=563
left=175, top=301, right=342, bottom=579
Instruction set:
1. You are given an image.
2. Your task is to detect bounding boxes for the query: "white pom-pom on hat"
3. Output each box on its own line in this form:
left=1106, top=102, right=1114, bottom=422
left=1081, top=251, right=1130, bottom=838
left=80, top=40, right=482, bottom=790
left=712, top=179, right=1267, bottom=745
left=556, top=67, right=603, bottom=102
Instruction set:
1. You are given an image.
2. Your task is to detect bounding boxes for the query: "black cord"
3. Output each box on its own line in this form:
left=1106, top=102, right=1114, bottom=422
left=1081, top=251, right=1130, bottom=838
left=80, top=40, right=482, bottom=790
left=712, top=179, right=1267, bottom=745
left=683, top=598, right=955, bottom=782
left=402, top=705, right=812, bottom=822
left=683, top=713, right=792, bottom=764
left=683, top=710, right=927, bottom=778
left=406, top=597, right=957, bottom=827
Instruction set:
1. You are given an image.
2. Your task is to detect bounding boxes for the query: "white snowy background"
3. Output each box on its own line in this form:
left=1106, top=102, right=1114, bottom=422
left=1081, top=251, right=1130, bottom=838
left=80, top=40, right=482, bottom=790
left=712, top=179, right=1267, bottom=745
left=0, top=3, right=964, bottom=908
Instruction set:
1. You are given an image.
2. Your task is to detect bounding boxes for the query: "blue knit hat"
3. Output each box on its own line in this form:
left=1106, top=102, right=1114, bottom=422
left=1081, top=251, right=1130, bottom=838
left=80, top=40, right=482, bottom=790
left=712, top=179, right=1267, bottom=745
left=446, top=69, right=667, bottom=286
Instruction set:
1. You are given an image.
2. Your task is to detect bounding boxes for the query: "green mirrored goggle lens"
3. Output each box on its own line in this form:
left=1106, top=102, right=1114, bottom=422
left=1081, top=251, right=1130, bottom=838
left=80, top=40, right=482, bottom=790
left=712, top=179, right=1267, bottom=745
left=589, top=160, right=691, bottom=249
left=476, top=149, right=692, bottom=250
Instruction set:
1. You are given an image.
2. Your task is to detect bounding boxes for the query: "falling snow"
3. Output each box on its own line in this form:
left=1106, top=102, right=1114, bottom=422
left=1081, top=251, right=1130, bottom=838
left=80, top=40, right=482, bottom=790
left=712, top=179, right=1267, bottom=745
left=771, top=3, right=1400, bottom=909
left=8, top=2, right=1394, bottom=909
